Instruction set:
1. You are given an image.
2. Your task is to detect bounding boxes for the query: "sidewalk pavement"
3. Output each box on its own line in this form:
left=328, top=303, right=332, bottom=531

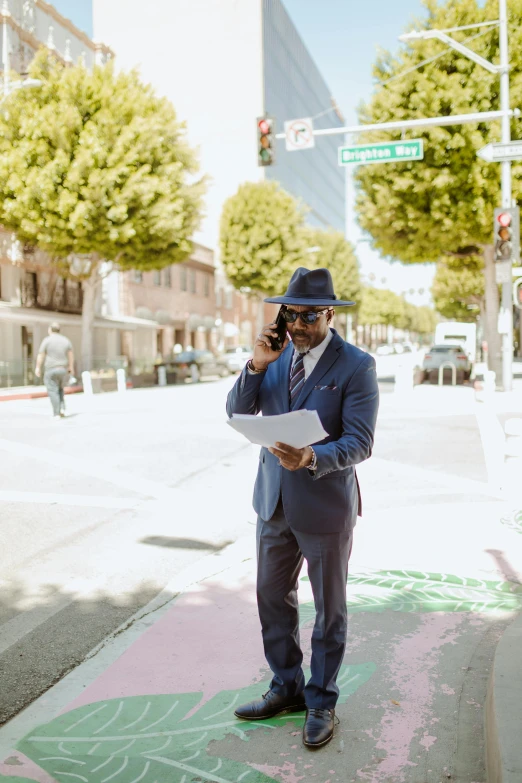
left=1, top=491, right=522, bottom=780
left=1, top=384, right=522, bottom=783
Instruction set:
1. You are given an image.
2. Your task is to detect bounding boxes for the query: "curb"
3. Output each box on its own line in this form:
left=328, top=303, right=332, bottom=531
left=485, top=610, right=522, bottom=783
left=0, top=385, right=83, bottom=402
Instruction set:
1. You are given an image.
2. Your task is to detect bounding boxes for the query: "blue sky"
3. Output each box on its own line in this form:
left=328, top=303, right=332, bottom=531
left=283, top=0, right=435, bottom=300
left=51, top=0, right=93, bottom=37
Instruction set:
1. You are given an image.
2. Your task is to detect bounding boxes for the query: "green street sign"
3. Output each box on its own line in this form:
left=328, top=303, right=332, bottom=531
left=339, top=139, right=424, bottom=166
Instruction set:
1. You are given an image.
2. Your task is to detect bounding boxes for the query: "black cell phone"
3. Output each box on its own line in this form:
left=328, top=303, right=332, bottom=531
left=268, top=307, right=287, bottom=352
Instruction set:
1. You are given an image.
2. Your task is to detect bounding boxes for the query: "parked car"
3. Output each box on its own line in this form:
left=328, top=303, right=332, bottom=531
left=158, top=350, right=230, bottom=384
left=224, top=347, right=252, bottom=373
left=421, top=344, right=472, bottom=383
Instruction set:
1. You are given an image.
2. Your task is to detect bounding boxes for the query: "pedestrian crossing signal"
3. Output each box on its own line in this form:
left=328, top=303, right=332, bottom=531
left=257, top=116, right=275, bottom=167
left=494, top=207, right=520, bottom=263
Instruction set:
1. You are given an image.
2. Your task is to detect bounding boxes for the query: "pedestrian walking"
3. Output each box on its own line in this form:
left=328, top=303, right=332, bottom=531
left=35, top=322, right=76, bottom=418
left=226, top=267, right=379, bottom=748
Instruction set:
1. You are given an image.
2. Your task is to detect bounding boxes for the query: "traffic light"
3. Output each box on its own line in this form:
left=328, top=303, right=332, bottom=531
left=257, top=116, right=275, bottom=167
left=494, top=207, right=520, bottom=264
left=514, top=277, right=522, bottom=309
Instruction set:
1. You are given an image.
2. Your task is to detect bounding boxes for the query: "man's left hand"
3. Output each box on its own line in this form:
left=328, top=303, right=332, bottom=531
left=34, top=368, right=41, bottom=378
left=269, top=442, right=313, bottom=471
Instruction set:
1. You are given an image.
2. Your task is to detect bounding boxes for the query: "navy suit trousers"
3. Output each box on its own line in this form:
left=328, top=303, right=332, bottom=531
left=256, top=498, right=353, bottom=710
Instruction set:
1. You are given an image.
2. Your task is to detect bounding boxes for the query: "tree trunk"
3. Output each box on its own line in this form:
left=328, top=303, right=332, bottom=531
left=81, top=268, right=99, bottom=373
left=483, top=244, right=502, bottom=380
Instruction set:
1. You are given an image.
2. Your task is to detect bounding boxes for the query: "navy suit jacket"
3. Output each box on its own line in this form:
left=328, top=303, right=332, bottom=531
left=226, top=329, right=379, bottom=534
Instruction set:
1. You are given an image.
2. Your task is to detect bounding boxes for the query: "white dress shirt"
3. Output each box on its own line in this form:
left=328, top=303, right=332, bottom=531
left=292, top=328, right=333, bottom=379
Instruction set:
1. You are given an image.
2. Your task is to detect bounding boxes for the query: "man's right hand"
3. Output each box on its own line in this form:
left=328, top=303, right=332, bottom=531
left=251, top=322, right=289, bottom=371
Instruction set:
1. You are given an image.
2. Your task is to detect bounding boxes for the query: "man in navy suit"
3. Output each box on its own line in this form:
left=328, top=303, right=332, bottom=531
left=226, top=267, right=379, bottom=748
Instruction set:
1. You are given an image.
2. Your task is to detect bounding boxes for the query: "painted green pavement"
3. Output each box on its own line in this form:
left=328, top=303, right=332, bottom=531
left=3, top=568, right=522, bottom=783
left=12, top=664, right=375, bottom=783
left=300, top=569, right=522, bottom=617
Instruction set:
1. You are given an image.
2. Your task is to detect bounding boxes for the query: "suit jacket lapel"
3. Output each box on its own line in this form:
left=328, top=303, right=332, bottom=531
left=291, top=330, right=342, bottom=411
left=279, top=343, right=293, bottom=413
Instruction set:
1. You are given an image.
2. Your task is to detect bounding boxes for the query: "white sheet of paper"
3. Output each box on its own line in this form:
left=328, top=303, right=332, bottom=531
left=227, top=409, right=328, bottom=449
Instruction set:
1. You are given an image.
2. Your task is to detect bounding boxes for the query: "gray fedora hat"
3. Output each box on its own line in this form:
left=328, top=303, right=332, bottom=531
left=264, top=267, right=355, bottom=307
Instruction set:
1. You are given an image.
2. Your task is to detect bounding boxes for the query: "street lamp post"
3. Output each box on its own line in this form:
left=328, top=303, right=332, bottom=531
left=399, top=0, right=514, bottom=390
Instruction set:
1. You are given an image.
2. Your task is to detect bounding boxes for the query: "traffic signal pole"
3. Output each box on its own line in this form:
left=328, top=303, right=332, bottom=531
left=499, top=0, right=513, bottom=392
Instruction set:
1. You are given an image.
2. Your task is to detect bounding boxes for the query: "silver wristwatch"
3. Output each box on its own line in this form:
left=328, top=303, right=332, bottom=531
left=308, top=447, right=317, bottom=472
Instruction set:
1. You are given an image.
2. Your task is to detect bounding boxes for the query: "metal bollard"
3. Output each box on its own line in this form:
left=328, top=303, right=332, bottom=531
left=116, top=368, right=127, bottom=393
left=438, top=362, right=456, bottom=386
left=157, top=366, right=167, bottom=387
left=81, top=370, right=93, bottom=395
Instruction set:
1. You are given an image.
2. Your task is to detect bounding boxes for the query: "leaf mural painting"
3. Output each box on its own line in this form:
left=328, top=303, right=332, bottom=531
left=17, top=664, right=376, bottom=783
left=300, top=569, right=522, bottom=616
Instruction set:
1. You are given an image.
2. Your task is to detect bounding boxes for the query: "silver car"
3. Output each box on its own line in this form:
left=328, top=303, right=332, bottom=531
left=422, top=344, right=472, bottom=383
left=224, top=347, right=252, bottom=374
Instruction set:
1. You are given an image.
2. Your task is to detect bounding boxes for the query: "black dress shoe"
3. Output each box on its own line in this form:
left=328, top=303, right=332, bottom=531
left=303, top=708, right=335, bottom=748
left=234, top=690, right=306, bottom=720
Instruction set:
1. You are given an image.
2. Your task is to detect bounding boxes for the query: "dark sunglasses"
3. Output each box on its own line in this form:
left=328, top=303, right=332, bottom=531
left=282, top=308, right=331, bottom=325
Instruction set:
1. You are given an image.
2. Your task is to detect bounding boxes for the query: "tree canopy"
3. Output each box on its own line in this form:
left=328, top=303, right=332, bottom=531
left=358, top=286, right=437, bottom=335
left=303, top=228, right=362, bottom=309
left=432, top=255, right=484, bottom=321
left=219, top=180, right=306, bottom=296
left=0, top=51, right=204, bottom=272
left=0, top=50, right=204, bottom=368
left=355, top=0, right=522, bottom=264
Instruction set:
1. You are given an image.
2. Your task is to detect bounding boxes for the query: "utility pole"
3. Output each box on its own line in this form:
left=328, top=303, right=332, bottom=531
left=499, top=0, right=513, bottom=392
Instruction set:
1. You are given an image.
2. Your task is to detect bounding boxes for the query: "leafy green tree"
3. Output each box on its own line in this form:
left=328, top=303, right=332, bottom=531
left=220, top=181, right=306, bottom=321
left=0, top=51, right=204, bottom=370
left=432, top=255, right=485, bottom=321
left=303, top=228, right=362, bottom=304
left=354, top=0, right=522, bottom=375
left=407, top=304, right=438, bottom=337
left=358, top=287, right=407, bottom=328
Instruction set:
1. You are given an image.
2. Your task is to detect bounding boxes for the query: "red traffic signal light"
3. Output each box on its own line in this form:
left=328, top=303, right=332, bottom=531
left=497, top=212, right=512, bottom=228
left=257, top=116, right=275, bottom=167
left=494, top=207, right=520, bottom=263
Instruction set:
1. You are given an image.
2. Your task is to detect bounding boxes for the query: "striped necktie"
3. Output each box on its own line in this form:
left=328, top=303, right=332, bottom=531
left=289, top=351, right=308, bottom=406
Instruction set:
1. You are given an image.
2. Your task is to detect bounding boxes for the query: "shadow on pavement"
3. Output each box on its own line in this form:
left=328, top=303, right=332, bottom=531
left=139, top=535, right=233, bottom=552
left=0, top=579, right=162, bottom=728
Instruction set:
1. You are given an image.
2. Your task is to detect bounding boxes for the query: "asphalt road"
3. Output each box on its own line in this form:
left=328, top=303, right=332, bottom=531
left=0, top=372, right=510, bottom=730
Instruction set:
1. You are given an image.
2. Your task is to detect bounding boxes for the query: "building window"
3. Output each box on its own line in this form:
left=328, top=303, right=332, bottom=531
left=180, top=266, right=187, bottom=291
left=164, top=267, right=172, bottom=287
left=189, top=268, right=196, bottom=293
left=153, top=270, right=161, bottom=286
left=133, top=270, right=143, bottom=283
left=225, top=289, right=233, bottom=309
left=203, top=273, right=210, bottom=297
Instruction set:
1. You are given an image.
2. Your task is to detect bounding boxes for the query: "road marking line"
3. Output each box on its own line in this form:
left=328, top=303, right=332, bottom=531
left=0, top=491, right=138, bottom=509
